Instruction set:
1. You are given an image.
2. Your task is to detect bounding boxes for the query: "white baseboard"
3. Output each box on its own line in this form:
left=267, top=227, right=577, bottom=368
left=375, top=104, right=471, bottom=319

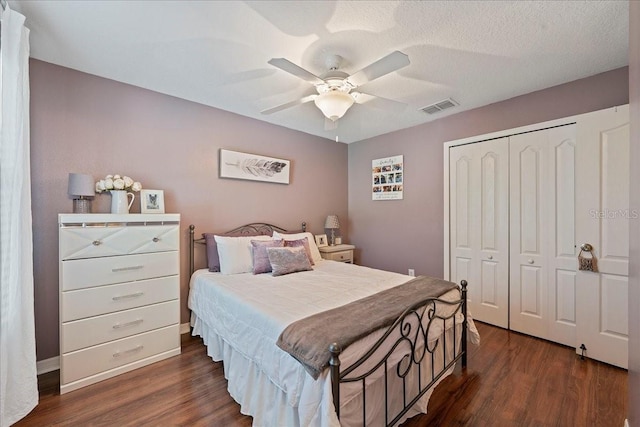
left=37, top=323, right=191, bottom=375
left=37, top=356, right=59, bottom=375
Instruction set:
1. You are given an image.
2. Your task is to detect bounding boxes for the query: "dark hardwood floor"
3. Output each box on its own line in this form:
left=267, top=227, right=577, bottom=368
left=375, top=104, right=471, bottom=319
left=16, top=322, right=627, bottom=426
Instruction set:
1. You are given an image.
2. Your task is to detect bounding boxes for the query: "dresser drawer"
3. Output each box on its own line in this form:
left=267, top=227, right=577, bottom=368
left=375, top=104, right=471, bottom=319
left=324, top=250, right=353, bottom=263
left=62, top=300, right=179, bottom=353
left=61, top=276, right=179, bottom=322
left=61, top=251, right=178, bottom=291
left=61, top=325, right=179, bottom=385
left=60, top=224, right=179, bottom=260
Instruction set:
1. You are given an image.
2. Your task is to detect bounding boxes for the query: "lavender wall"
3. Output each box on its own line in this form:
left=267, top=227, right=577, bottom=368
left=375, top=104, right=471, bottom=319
left=348, top=67, right=629, bottom=277
left=628, top=2, right=640, bottom=425
left=30, top=60, right=348, bottom=361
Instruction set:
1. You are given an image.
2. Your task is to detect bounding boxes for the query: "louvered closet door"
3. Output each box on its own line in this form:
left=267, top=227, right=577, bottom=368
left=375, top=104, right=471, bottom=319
left=575, top=105, right=629, bottom=369
left=509, top=125, right=577, bottom=347
left=450, top=138, right=509, bottom=328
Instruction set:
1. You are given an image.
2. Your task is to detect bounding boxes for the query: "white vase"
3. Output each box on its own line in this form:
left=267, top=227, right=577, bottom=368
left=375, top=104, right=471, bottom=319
left=110, top=190, right=135, bottom=214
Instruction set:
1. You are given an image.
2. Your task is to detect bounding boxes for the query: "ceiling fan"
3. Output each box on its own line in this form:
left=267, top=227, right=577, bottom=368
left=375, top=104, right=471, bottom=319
left=261, top=51, right=410, bottom=126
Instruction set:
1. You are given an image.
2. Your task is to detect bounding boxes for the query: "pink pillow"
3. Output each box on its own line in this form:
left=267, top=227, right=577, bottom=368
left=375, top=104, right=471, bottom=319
left=283, top=237, right=314, bottom=265
left=267, top=246, right=313, bottom=277
left=251, top=239, right=284, bottom=274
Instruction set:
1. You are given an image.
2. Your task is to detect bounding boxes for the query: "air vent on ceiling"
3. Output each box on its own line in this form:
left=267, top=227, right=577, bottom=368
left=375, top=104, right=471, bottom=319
left=420, top=98, right=458, bottom=115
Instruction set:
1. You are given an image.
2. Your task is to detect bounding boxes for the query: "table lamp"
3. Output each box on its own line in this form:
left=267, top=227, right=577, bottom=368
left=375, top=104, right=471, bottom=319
left=324, top=215, right=340, bottom=246
left=68, top=173, right=94, bottom=213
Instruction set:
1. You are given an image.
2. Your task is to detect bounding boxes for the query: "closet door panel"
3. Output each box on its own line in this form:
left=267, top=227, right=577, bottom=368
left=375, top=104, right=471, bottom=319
left=450, top=139, right=508, bottom=328
left=510, top=125, right=576, bottom=346
left=576, top=105, right=629, bottom=368
left=476, top=139, right=509, bottom=329
left=510, top=135, right=548, bottom=337
left=449, top=149, right=475, bottom=299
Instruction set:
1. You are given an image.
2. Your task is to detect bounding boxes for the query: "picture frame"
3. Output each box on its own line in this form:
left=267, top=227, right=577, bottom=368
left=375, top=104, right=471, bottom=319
left=372, top=155, right=404, bottom=200
left=315, top=234, right=328, bottom=247
left=140, top=189, right=165, bottom=214
left=220, top=149, right=290, bottom=184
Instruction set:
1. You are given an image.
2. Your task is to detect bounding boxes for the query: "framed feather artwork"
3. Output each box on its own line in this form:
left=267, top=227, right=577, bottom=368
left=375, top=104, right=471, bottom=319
left=219, top=149, right=290, bottom=184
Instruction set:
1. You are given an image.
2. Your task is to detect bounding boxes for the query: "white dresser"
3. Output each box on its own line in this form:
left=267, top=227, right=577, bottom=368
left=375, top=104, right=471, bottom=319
left=58, top=213, right=181, bottom=394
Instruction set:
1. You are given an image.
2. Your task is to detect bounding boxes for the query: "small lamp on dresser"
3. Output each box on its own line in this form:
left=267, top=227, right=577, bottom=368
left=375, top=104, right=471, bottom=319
left=324, top=214, right=340, bottom=246
left=67, top=173, right=94, bottom=213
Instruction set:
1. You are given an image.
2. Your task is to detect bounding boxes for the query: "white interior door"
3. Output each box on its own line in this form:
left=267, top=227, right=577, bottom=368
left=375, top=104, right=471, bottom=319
left=509, top=125, right=577, bottom=347
left=450, top=138, right=509, bottom=328
left=575, top=105, right=630, bottom=368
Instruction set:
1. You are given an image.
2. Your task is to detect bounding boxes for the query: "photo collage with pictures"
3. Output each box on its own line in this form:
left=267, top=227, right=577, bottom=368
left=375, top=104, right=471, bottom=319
left=372, top=155, right=403, bottom=200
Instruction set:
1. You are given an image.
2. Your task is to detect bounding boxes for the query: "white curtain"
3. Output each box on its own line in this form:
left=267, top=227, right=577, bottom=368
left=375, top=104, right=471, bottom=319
left=0, top=4, right=38, bottom=426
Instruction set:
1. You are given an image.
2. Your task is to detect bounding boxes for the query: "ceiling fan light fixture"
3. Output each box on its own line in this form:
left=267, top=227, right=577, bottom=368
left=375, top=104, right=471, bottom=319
left=314, top=91, right=355, bottom=121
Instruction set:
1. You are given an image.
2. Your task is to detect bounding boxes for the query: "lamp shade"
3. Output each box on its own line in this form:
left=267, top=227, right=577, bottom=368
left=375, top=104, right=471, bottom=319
left=68, top=173, right=95, bottom=197
left=314, top=91, right=354, bottom=121
left=324, top=215, right=340, bottom=230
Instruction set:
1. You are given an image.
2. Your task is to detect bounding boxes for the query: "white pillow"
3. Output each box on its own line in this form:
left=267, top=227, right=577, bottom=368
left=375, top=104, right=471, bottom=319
left=214, top=235, right=271, bottom=274
left=272, top=231, right=323, bottom=264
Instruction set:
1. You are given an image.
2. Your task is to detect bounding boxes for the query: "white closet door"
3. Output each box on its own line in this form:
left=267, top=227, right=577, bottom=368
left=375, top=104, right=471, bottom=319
left=450, top=138, right=509, bottom=328
left=509, top=125, right=577, bottom=346
left=575, top=105, right=629, bottom=369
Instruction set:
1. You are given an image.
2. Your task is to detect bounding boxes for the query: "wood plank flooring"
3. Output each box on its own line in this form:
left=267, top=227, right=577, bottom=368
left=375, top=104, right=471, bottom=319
left=16, top=322, right=627, bottom=426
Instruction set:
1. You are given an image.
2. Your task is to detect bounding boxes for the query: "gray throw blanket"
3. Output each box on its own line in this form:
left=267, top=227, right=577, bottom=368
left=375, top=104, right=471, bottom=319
left=276, top=275, right=458, bottom=379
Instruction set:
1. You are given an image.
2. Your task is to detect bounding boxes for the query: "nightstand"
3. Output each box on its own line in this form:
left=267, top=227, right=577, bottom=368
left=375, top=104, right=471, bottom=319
left=318, top=244, right=355, bottom=264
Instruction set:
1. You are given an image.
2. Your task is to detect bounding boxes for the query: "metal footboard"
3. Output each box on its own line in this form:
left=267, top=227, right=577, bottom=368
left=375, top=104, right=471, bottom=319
left=330, top=280, right=468, bottom=426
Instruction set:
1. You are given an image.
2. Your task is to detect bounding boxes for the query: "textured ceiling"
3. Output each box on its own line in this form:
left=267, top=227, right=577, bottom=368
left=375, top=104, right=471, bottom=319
left=11, top=0, right=629, bottom=143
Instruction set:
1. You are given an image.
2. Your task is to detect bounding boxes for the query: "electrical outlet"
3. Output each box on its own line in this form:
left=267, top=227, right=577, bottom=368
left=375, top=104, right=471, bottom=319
left=408, top=269, right=415, bottom=277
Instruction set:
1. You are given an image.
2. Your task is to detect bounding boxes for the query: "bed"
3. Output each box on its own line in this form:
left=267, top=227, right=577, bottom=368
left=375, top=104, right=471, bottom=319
left=187, top=223, right=479, bottom=426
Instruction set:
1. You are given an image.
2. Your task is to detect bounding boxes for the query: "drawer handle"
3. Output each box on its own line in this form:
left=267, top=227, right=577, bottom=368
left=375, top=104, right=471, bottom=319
left=152, top=237, right=160, bottom=242
left=112, top=292, right=144, bottom=301
left=113, top=345, right=144, bottom=358
left=92, top=240, right=102, bottom=246
left=112, top=265, right=144, bottom=272
left=112, top=319, right=144, bottom=329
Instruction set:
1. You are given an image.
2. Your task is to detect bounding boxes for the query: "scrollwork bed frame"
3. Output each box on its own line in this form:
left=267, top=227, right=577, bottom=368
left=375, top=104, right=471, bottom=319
left=188, top=223, right=468, bottom=426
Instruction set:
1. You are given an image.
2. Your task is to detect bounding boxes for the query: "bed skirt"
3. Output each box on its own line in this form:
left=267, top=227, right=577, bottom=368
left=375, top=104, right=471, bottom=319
left=191, top=313, right=462, bottom=427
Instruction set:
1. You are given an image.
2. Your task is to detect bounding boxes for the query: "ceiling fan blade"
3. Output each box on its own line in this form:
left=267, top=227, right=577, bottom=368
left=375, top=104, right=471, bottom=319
left=346, top=51, right=410, bottom=87
left=261, top=94, right=316, bottom=115
left=324, top=117, right=338, bottom=131
left=268, top=58, right=325, bottom=85
left=352, top=92, right=407, bottom=113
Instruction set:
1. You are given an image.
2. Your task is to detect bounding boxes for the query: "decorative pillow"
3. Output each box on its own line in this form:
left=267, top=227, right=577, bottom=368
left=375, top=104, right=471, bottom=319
left=203, top=233, right=221, bottom=272
left=214, top=235, right=271, bottom=275
left=267, top=246, right=313, bottom=277
left=251, top=239, right=284, bottom=274
left=272, top=231, right=323, bottom=264
left=283, top=237, right=315, bottom=265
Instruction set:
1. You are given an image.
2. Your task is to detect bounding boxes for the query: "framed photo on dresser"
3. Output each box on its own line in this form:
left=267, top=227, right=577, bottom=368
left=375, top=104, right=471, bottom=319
left=140, top=189, right=165, bottom=213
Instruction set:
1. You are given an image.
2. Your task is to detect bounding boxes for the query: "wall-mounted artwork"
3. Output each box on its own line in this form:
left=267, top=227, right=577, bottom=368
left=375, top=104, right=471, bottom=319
left=220, top=149, right=290, bottom=184
left=372, top=155, right=403, bottom=200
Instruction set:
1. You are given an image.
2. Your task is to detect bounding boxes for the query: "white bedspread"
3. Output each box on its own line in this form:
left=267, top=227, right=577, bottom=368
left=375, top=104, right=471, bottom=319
left=188, top=260, right=479, bottom=426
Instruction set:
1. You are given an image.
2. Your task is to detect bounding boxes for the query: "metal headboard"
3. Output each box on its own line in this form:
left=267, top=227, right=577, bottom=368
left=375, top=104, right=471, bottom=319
left=188, top=222, right=307, bottom=276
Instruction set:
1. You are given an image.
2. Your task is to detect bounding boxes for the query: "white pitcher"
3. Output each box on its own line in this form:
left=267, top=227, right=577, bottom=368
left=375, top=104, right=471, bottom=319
left=110, top=190, right=135, bottom=214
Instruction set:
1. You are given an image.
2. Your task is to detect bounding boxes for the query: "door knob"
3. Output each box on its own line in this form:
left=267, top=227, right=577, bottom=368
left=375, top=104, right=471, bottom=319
left=528, top=259, right=534, bottom=264
left=488, top=255, right=493, bottom=260
left=580, top=243, right=593, bottom=252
